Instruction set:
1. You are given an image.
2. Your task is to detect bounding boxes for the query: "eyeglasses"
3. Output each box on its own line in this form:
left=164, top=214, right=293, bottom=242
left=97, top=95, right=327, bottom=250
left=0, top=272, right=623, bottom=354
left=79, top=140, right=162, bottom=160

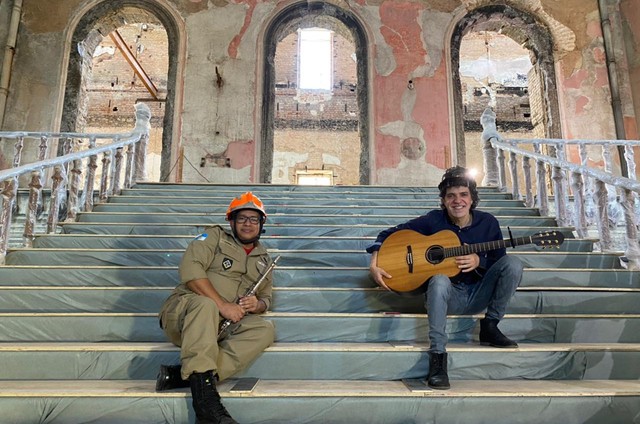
left=235, top=215, right=261, bottom=224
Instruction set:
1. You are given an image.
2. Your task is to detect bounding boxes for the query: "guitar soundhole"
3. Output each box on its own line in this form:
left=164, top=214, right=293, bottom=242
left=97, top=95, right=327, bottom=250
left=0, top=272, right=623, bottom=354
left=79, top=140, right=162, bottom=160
left=426, top=245, right=445, bottom=264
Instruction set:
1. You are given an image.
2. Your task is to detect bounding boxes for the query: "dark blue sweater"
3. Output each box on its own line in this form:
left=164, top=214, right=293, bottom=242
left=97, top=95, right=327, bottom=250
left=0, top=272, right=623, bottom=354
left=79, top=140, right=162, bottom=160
left=366, top=209, right=505, bottom=284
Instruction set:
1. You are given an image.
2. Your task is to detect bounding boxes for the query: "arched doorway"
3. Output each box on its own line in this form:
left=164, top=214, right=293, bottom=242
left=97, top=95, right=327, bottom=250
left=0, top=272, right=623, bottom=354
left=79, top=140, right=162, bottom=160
left=450, top=5, right=562, bottom=176
left=61, top=0, right=182, bottom=182
left=260, top=2, right=371, bottom=185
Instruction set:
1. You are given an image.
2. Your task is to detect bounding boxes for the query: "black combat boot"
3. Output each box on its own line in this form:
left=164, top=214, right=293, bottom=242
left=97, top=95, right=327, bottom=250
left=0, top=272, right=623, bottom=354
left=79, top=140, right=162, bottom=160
left=479, top=318, right=518, bottom=348
left=156, top=364, right=190, bottom=391
left=427, top=352, right=450, bottom=390
left=189, top=371, right=238, bottom=424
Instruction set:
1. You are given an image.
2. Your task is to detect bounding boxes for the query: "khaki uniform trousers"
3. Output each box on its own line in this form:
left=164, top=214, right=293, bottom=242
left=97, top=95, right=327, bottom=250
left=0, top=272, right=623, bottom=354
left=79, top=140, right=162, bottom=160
left=160, top=292, right=275, bottom=381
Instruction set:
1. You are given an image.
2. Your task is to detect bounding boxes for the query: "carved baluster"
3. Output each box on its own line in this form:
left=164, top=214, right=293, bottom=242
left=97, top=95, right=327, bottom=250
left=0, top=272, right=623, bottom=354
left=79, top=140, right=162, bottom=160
left=38, top=136, right=49, bottom=161
left=36, top=136, right=49, bottom=220
left=579, top=144, right=595, bottom=225
left=133, top=103, right=151, bottom=183
left=107, top=138, right=119, bottom=197
left=602, top=144, right=621, bottom=225
left=124, top=143, right=135, bottom=188
left=47, top=166, right=67, bottom=234
left=112, top=147, right=124, bottom=195
left=594, top=179, right=612, bottom=251
left=534, top=143, right=548, bottom=216
left=522, top=156, right=534, bottom=208
left=555, top=142, right=570, bottom=226
left=508, top=146, right=520, bottom=199
left=99, top=151, right=111, bottom=203
left=497, top=148, right=507, bottom=192
left=621, top=188, right=640, bottom=269
left=82, top=137, right=98, bottom=212
left=570, top=172, right=588, bottom=238
left=13, top=136, right=24, bottom=168
left=552, top=165, right=568, bottom=226
left=624, top=145, right=636, bottom=181
left=23, top=170, right=43, bottom=246
left=66, top=159, right=82, bottom=221
left=0, top=178, right=18, bottom=264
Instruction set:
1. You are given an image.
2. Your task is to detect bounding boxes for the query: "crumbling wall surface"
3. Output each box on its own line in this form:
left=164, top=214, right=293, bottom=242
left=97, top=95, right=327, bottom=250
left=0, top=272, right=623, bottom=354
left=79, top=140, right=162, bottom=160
left=1, top=0, right=633, bottom=184
left=552, top=1, right=617, bottom=141
left=0, top=0, right=76, bottom=169
left=367, top=2, right=454, bottom=186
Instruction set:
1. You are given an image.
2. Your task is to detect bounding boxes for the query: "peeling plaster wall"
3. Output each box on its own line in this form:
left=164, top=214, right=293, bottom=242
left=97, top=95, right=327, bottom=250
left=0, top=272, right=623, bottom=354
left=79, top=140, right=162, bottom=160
left=554, top=4, right=616, bottom=141
left=0, top=0, right=636, bottom=184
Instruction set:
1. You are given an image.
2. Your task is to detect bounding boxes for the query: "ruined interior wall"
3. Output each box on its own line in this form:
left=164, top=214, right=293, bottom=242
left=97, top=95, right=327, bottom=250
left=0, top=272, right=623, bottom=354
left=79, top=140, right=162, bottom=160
left=0, top=0, right=72, bottom=169
left=552, top=0, right=617, bottom=141
left=620, top=0, right=640, bottom=143
left=0, top=0, right=635, bottom=184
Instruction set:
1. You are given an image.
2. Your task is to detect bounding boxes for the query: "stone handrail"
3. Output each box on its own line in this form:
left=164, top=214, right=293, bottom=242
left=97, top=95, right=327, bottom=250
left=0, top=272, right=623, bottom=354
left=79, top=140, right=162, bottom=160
left=0, top=103, right=151, bottom=264
left=480, top=107, right=640, bottom=269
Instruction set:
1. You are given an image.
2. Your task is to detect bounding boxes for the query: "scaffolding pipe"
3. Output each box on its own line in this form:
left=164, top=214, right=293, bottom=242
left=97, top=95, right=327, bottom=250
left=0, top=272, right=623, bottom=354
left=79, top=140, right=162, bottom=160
left=598, top=0, right=629, bottom=177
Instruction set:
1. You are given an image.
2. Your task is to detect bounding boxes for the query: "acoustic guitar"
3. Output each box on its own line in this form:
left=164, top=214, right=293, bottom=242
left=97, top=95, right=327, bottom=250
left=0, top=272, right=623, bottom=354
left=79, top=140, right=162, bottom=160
left=376, top=229, right=564, bottom=293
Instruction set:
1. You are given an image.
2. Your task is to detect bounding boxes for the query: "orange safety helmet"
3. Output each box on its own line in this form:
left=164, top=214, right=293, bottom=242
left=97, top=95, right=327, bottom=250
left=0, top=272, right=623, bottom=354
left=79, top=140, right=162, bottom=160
left=225, top=191, right=267, bottom=222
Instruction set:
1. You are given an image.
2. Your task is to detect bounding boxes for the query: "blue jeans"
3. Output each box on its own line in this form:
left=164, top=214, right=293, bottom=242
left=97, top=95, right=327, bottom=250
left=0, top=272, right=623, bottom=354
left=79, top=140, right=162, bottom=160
left=424, top=255, right=523, bottom=353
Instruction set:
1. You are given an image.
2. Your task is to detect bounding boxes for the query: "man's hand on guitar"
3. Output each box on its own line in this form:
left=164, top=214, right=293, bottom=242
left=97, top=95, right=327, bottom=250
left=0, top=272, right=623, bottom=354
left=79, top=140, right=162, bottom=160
left=455, top=253, right=480, bottom=273
left=370, top=251, right=393, bottom=291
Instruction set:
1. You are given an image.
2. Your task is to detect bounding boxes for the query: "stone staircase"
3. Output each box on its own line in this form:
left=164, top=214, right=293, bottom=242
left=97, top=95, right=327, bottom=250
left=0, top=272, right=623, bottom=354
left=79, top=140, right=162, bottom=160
left=0, top=183, right=639, bottom=423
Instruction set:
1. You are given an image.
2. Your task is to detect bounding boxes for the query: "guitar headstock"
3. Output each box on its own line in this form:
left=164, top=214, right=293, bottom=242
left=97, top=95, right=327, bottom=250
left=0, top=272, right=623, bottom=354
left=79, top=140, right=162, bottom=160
left=531, top=230, right=565, bottom=249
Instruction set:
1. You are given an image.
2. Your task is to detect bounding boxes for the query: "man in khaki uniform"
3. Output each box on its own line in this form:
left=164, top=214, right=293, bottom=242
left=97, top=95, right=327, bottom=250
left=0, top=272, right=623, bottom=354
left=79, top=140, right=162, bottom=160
left=157, top=192, right=275, bottom=424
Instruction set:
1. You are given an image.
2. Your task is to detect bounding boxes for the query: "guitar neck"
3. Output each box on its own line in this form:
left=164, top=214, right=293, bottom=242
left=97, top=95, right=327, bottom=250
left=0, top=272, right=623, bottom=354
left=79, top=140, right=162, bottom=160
left=445, top=236, right=532, bottom=258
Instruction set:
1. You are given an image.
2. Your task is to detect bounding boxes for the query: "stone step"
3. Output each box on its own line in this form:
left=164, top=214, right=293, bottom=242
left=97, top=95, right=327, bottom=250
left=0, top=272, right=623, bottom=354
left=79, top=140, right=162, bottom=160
left=0, top=286, right=638, bottom=314
left=59, top=222, right=577, bottom=238
left=29, top=233, right=596, bottom=252
left=0, top=342, right=638, bottom=381
left=0, top=312, right=638, bottom=343
left=4, top=248, right=623, bottom=269
left=0, top=266, right=635, bottom=288
left=0, top=379, right=638, bottom=424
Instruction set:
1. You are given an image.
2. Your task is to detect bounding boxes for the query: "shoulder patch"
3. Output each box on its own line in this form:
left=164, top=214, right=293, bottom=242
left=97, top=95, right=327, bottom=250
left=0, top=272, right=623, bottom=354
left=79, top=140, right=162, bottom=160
left=194, top=233, right=208, bottom=241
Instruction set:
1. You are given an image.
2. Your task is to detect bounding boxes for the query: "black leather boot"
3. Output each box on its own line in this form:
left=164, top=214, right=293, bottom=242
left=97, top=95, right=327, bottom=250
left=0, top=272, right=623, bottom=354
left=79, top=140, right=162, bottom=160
left=427, top=352, right=450, bottom=390
left=156, top=364, right=190, bottom=392
left=189, top=371, right=238, bottom=424
left=479, top=318, right=518, bottom=348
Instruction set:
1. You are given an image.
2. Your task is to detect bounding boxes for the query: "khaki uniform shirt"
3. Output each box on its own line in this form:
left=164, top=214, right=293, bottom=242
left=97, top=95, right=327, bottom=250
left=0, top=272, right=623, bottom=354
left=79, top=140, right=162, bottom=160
left=173, top=225, right=273, bottom=309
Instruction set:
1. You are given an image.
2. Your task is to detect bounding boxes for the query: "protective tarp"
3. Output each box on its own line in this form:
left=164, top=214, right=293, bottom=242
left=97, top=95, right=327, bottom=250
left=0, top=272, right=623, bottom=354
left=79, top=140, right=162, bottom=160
left=75, top=213, right=558, bottom=227
left=1, top=392, right=639, bottom=424
left=91, top=204, right=539, bottom=217
left=1, top=266, right=636, bottom=291
left=60, top=222, right=576, bottom=239
left=1, top=284, right=639, bottom=315
left=2, top=315, right=640, bottom=344
left=110, top=196, right=527, bottom=207
left=32, top=234, right=592, bottom=252
left=4, top=249, right=622, bottom=270
left=0, top=345, right=639, bottom=381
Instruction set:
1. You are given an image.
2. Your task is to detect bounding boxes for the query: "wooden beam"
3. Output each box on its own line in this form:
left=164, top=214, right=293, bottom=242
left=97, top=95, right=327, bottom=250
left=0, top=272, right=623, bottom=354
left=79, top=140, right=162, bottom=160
left=109, top=30, right=159, bottom=100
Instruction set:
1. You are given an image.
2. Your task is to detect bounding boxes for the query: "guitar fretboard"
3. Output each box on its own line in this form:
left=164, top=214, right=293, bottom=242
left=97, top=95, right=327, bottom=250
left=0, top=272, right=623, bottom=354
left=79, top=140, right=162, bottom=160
left=444, top=236, right=533, bottom=258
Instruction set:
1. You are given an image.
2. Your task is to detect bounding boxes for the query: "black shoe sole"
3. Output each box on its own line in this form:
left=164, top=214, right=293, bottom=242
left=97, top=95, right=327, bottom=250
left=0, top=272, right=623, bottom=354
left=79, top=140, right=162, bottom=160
left=480, top=341, right=519, bottom=348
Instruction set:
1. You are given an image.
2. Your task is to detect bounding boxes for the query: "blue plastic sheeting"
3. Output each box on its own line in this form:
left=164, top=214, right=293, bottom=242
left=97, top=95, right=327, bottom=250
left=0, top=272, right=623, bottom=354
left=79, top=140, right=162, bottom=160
left=1, top=395, right=639, bottom=424
left=4, top=249, right=622, bottom=269
left=1, top=314, right=640, bottom=344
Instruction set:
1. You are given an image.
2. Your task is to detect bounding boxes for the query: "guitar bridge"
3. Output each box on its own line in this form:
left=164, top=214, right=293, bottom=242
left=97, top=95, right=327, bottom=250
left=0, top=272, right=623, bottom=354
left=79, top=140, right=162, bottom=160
left=405, top=245, right=414, bottom=273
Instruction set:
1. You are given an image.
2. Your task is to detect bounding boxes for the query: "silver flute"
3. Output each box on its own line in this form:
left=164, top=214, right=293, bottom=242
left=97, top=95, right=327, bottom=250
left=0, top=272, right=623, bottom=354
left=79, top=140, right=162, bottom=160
left=217, top=255, right=280, bottom=341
